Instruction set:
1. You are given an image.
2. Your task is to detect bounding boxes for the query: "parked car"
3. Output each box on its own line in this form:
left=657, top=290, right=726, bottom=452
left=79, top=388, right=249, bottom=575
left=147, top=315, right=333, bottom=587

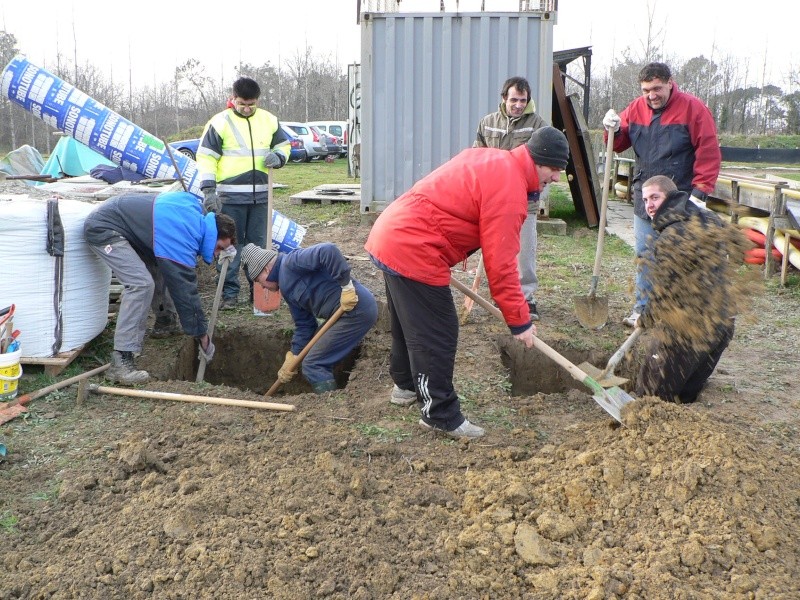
left=283, top=121, right=328, bottom=161
left=279, top=124, right=308, bottom=164
left=168, top=126, right=307, bottom=165
left=169, top=138, right=200, bottom=161
left=307, top=121, right=348, bottom=157
left=310, top=125, right=342, bottom=158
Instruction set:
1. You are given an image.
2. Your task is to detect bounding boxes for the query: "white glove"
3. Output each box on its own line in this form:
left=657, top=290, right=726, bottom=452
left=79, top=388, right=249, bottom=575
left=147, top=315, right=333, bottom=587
left=264, top=151, right=283, bottom=169
left=689, top=193, right=708, bottom=210
left=198, top=339, right=215, bottom=363
left=603, top=109, right=621, bottom=132
left=218, top=245, right=237, bottom=261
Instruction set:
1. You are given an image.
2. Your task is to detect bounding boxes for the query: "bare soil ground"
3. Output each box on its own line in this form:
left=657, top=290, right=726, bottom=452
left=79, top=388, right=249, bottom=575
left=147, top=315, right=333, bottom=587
left=1, top=179, right=798, bottom=599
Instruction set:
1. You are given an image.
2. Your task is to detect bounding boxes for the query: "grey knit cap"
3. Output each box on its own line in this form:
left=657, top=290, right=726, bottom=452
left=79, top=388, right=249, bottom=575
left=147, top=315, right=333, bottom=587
left=241, top=243, right=277, bottom=280
left=526, top=126, right=570, bottom=169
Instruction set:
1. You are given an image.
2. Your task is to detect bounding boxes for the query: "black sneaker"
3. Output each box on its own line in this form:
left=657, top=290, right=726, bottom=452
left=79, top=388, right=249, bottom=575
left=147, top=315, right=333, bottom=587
left=527, top=301, right=540, bottom=322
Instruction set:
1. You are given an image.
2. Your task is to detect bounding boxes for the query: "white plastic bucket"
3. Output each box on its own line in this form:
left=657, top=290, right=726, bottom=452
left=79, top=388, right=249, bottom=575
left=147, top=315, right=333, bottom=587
left=0, top=348, right=22, bottom=402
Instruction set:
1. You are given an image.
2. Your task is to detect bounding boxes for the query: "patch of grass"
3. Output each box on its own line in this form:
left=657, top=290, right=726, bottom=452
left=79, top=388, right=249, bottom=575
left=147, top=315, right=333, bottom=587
left=0, top=511, right=19, bottom=533
left=353, top=423, right=412, bottom=443
left=272, top=160, right=358, bottom=226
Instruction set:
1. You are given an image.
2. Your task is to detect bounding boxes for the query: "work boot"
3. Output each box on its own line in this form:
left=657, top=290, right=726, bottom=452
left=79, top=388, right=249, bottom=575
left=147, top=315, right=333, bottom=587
left=418, top=417, right=485, bottom=440
left=108, top=350, right=150, bottom=385
left=390, top=384, right=417, bottom=407
left=311, top=380, right=338, bottom=394
left=220, top=297, right=239, bottom=310
left=150, top=318, right=182, bottom=339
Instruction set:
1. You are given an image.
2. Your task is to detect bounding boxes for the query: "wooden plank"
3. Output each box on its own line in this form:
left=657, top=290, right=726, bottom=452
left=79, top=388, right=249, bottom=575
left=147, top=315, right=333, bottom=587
left=21, top=346, right=84, bottom=377
left=290, top=185, right=361, bottom=205
left=552, top=62, right=599, bottom=227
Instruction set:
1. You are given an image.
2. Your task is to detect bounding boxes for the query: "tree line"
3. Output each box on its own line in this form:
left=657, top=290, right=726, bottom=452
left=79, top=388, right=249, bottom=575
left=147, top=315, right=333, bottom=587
left=2, top=27, right=799, bottom=156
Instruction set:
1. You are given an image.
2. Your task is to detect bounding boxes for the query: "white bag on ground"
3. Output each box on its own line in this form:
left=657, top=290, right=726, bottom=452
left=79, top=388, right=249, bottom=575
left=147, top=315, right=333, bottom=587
left=0, top=196, right=111, bottom=357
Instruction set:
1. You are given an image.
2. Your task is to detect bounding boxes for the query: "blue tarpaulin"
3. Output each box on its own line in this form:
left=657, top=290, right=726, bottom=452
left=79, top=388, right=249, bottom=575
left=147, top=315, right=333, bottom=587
left=40, top=135, right=114, bottom=179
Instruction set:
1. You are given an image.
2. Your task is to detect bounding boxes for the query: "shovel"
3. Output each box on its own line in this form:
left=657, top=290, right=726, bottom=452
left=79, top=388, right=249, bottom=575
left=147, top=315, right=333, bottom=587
left=264, top=306, right=346, bottom=397
left=450, top=275, right=635, bottom=423
left=578, top=327, right=642, bottom=388
left=196, top=254, right=232, bottom=382
left=574, top=126, right=615, bottom=329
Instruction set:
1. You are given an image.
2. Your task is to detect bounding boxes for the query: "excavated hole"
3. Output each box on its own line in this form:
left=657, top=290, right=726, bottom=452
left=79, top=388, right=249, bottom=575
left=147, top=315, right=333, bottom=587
left=499, top=336, right=640, bottom=395
left=170, top=326, right=359, bottom=395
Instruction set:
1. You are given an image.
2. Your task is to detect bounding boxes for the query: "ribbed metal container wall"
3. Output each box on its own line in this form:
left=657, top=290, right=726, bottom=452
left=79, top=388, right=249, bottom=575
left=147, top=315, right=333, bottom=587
left=360, top=10, right=556, bottom=213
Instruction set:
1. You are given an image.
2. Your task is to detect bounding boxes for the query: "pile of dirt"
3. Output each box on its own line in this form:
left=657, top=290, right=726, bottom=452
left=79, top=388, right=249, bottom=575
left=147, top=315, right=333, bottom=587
left=2, top=183, right=799, bottom=599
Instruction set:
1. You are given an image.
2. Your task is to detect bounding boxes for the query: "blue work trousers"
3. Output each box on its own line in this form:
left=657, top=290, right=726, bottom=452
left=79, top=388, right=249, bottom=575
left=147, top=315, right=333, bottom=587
left=302, top=281, right=378, bottom=385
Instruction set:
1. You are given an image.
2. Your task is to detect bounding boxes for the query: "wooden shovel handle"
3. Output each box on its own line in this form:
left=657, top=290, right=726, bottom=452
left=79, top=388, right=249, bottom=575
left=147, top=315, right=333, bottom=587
left=264, top=306, right=347, bottom=397
left=449, top=275, right=601, bottom=393
left=589, top=127, right=616, bottom=296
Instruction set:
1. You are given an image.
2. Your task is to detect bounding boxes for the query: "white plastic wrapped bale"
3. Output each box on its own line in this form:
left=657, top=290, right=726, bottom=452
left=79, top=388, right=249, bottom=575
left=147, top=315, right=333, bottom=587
left=0, top=196, right=111, bottom=357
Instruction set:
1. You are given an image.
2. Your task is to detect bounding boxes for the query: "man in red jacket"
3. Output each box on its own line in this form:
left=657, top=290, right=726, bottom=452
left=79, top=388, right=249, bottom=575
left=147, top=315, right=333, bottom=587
left=603, top=62, right=721, bottom=328
left=365, top=126, right=569, bottom=440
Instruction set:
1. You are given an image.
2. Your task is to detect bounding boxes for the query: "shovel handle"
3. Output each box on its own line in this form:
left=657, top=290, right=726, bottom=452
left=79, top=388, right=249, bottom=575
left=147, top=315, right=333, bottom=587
left=590, top=127, right=616, bottom=281
left=600, top=327, right=643, bottom=378
left=264, top=306, right=346, bottom=397
left=450, top=276, right=604, bottom=394
left=196, top=256, right=231, bottom=383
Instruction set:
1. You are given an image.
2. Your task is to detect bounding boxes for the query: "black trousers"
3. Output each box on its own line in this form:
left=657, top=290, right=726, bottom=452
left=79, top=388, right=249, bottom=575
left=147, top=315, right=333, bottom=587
left=636, top=322, right=735, bottom=404
left=383, top=273, right=464, bottom=430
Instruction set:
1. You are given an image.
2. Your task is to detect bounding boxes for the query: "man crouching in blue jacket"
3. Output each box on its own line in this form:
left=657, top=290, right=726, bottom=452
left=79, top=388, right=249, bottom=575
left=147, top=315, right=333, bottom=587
left=84, top=191, right=237, bottom=385
left=241, top=242, right=377, bottom=393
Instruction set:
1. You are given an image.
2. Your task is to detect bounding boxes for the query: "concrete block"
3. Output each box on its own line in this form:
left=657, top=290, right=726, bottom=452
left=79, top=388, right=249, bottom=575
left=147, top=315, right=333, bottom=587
left=537, top=218, right=567, bottom=236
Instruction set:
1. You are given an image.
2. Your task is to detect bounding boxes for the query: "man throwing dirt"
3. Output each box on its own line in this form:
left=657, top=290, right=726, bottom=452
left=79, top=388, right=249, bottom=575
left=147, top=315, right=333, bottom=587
left=635, top=176, right=748, bottom=404
left=84, top=191, right=237, bottom=385
left=241, top=242, right=377, bottom=394
left=365, top=126, right=569, bottom=440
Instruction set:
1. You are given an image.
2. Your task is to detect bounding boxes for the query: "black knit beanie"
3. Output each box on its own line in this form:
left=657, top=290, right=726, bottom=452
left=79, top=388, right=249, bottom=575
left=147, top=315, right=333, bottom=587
left=526, top=126, right=569, bottom=169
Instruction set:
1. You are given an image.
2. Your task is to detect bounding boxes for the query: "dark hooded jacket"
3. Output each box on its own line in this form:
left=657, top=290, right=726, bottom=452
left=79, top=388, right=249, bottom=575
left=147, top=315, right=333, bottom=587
left=638, top=190, right=734, bottom=341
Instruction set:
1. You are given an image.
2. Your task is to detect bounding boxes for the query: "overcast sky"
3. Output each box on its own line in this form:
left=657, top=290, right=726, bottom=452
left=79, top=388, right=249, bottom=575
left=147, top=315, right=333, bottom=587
left=1, top=1, right=795, bottom=89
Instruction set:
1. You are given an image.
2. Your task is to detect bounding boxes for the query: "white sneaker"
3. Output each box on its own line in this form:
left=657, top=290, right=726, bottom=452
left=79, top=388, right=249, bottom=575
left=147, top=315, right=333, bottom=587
left=623, top=311, right=641, bottom=328
left=390, top=384, right=417, bottom=406
left=418, top=418, right=485, bottom=440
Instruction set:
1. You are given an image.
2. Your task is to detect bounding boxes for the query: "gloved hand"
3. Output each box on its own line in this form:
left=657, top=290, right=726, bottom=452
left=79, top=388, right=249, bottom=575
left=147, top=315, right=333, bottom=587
left=198, top=338, right=216, bottom=363
left=277, top=350, right=299, bottom=383
left=264, top=151, right=283, bottom=169
left=202, top=188, right=221, bottom=213
left=689, top=190, right=708, bottom=210
left=603, top=109, right=621, bottom=132
left=340, top=281, right=358, bottom=312
left=218, top=245, right=237, bottom=261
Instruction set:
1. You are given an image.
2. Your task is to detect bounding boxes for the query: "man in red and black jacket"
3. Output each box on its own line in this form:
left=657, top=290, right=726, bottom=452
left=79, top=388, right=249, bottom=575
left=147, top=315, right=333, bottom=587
left=365, top=127, right=569, bottom=440
left=603, top=62, right=721, bottom=328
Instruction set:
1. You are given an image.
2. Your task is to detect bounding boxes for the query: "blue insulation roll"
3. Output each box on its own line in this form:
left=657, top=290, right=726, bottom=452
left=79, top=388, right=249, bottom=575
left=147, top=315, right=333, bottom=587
left=1, top=55, right=202, bottom=197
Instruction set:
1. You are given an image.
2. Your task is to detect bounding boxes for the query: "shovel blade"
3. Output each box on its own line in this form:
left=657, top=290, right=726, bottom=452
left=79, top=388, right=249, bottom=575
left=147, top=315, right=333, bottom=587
left=574, top=295, right=609, bottom=329
left=592, top=386, right=636, bottom=423
left=577, top=361, right=629, bottom=388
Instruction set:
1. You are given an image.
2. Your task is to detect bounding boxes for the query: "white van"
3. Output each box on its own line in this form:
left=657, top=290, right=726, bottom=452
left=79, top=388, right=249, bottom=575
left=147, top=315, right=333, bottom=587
left=308, top=121, right=348, bottom=157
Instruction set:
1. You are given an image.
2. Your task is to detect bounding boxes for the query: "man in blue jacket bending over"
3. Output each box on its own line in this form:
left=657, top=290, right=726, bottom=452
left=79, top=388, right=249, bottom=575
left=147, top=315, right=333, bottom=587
left=241, top=242, right=377, bottom=393
left=84, top=191, right=237, bottom=385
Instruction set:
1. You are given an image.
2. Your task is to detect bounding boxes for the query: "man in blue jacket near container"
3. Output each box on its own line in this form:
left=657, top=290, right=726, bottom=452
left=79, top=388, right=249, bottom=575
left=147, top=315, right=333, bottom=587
left=84, top=191, right=237, bottom=385
left=240, top=242, right=377, bottom=393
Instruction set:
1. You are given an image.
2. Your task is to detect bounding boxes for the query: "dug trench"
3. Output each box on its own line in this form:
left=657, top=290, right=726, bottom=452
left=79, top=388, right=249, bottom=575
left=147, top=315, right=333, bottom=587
left=2, top=219, right=798, bottom=599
